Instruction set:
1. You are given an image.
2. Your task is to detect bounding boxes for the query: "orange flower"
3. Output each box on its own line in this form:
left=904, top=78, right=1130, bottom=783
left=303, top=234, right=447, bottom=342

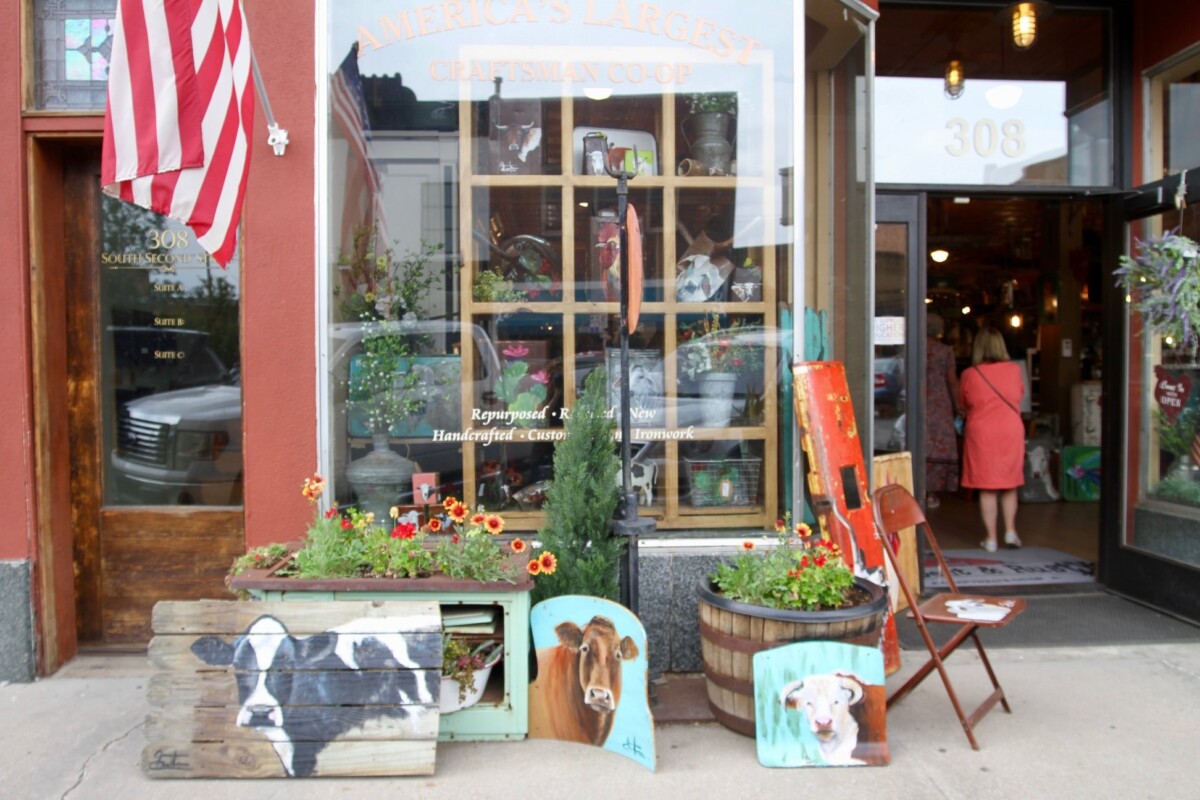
left=448, top=502, right=468, bottom=524
left=742, top=541, right=755, bottom=550
left=510, top=538, right=527, bottom=554
left=471, top=512, right=487, bottom=526
left=427, top=518, right=443, bottom=533
left=775, top=518, right=786, bottom=533
left=526, top=559, right=542, bottom=576
left=538, top=551, right=557, bottom=575
left=484, top=514, right=504, bottom=535
left=301, top=474, right=326, bottom=502
left=442, top=496, right=458, bottom=510
left=794, top=522, right=812, bottom=538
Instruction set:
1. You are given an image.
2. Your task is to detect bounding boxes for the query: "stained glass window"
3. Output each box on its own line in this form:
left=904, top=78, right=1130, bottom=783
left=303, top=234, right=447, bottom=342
left=33, top=1, right=117, bottom=111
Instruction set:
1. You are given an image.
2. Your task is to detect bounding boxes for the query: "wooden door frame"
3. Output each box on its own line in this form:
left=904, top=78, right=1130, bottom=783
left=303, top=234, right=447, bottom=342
left=28, top=134, right=96, bottom=673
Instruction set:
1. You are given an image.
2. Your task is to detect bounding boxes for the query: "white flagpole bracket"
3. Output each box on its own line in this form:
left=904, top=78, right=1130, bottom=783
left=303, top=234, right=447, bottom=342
left=251, top=47, right=288, bottom=156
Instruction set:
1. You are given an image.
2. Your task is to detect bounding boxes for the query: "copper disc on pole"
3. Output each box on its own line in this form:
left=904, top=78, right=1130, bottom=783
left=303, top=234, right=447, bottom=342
left=626, top=203, right=643, bottom=334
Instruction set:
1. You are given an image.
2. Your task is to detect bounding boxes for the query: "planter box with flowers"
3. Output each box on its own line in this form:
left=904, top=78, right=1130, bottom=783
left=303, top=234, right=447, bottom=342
left=228, top=476, right=561, bottom=741
left=696, top=519, right=888, bottom=737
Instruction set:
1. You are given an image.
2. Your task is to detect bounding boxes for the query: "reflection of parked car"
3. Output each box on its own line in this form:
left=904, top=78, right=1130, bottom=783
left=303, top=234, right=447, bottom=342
left=874, top=356, right=905, bottom=409
left=108, top=327, right=242, bottom=505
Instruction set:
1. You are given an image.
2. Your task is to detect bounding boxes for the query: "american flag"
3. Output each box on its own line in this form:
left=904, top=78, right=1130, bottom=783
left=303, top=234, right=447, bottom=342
left=330, top=43, right=389, bottom=246
left=101, top=0, right=255, bottom=267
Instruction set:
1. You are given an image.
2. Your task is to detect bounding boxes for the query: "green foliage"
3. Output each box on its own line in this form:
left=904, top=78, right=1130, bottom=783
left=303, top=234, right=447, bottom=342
left=686, top=91, right=737, bottom=115
left=335, top=226, right=442, bottom=323
left=1116, top=232, right=1200, bottom=352
left=443, top=636, right=502, bottom=703
left=677, top=313, right=765, bottom=381
left=712, top=521, right=857, bottom=612
left=1153, top=473, right=1200, bottom=506
left=1156, top=405, right=1200, bottom=457
left=533, top=368, right=623, bottom=603
left=472, top=268, right=528, bottom=303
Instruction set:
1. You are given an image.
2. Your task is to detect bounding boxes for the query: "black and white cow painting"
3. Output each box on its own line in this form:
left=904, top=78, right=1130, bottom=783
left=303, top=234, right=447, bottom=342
left=190, top=615, right=438, bottom=777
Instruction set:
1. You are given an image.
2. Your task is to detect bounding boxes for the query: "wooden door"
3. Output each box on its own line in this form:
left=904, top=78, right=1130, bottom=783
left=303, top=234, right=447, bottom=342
left=59, top=146, right=244, bottom=645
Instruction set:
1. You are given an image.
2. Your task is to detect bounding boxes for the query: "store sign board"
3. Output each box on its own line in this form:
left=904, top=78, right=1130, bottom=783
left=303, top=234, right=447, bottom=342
left=875, top=77, right=1068, bottom=186
left=1153, top=366, right=1192, bottom=423
left=874, top=317, right=905, bottom=346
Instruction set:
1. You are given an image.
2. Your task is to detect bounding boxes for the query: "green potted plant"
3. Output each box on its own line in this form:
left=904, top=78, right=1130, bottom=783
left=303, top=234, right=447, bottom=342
left=696, top=518, right=888, bottom=736
left=441, top=635, right=503, bottom=712
left=531, top=367, right=623, bottom=604
left=678, top=313, right=765, bottom=427
left=1116, top=229, right=1200, bottom=353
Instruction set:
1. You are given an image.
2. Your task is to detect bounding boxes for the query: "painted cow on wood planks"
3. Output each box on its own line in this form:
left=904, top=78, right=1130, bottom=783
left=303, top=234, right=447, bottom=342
left=190, top=615, right=436, bottom=777
left=534, top=615, right=640, bottom=747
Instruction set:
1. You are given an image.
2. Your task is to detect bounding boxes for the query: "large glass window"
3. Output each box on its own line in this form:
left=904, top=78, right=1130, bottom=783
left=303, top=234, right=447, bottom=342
left=101, top=198, right=243, bottom=506
left=32, top=0, right=117, bottom=111
left=875, top=4, right=1111, bottom=187
left=323, top=1, right=812, bottom=531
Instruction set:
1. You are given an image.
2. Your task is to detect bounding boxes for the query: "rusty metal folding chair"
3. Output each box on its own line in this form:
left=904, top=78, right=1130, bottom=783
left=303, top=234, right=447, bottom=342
left=872, top=483, right=1027, bottom=749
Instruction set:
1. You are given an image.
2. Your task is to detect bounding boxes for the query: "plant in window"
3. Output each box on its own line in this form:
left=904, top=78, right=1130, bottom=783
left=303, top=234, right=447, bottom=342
left=685, top=91, right=737, bottom=116
left=492, top=342, right=551, bottom=428
left=334, top=225, right=442, bottom=323
left=1115, top=229, right=1200, bottom=352
left=472, top=267, right=527, bottom=303
left=677, top=313, right=765, bottom=381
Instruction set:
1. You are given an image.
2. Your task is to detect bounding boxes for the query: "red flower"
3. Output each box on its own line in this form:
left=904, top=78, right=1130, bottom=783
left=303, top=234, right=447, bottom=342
left=742, top=541, right=755, bottom=550
left=815, top=555, right=827, bottom=567
left=391, top=522, right=416, bottom=540
left=471, top=512, right=487, bottom=526
left=800, top=556, right=810, bottom=568
left=442, top=496, right=458, bottom=510
left=427, top=518, right=443, bottom=533
left=324, top=506, right=338, bottom=520
left=510, top=538, right=527, bottom=554
left=484, top=515, right=504, bottom=535
left=503, top=343, right=530, bottom=359
left=538, top=551, right=558, bottom=575
left=775, top=518, right=786, bottom=533
left=340, top=518, right=353, bottom=531
left=451, top=534, right=460, bottom=544
left=526, top=559, right=542, bottom=576
left=448, top=502, right=468, bottom=524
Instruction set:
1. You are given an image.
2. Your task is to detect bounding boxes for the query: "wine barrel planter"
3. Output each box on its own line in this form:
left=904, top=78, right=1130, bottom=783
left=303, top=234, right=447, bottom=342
left=696, top=577, right=888, bottom=737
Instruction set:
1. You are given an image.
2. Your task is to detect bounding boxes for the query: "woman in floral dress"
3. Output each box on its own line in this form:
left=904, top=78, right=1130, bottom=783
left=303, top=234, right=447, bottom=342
left=924, top=314, right=959, bottom=508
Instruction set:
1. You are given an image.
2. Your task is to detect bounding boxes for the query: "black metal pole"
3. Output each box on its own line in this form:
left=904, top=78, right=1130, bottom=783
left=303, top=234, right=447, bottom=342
left=587, top=134, right=655, bottom=616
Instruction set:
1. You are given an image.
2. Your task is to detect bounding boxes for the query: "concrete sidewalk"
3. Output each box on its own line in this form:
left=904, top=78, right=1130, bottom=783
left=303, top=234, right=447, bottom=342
left=4, top=643, right=1199, bottom=800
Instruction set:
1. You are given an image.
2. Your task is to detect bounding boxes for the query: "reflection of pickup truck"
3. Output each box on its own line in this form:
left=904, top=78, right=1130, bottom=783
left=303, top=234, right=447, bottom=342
left=108, top=327, right=242, bottom=505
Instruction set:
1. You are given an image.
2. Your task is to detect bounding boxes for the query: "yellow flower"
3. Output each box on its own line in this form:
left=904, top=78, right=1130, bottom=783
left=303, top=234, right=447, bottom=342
left=427, top=518, right=443, bottom=533
left=794, top=522, right=812, bottom=538
left=389, top=506, right=400, bottom=519
left=484, top=515, right=504, bottom=535
left=510, top=538, right=527, bottom=554
left=538, top=551, right=558, bottom=575
left=443, top=497, right=458, bottom=511
left=448, top=502, right=468, bottom=524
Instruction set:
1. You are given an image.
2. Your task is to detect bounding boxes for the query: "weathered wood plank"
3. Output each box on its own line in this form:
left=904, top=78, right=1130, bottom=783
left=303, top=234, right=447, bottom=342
left=147, top=670, right=441, bottom=708
left=146, top=705, right=440, bottom=743
left=141, top=740, right=437, bottom=778
left=148, top=632, right=442, bottom=671
left=152, top=599, right=441, bottom=635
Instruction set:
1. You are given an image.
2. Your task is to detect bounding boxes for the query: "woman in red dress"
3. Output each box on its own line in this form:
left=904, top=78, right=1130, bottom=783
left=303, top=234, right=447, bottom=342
left=959, top=327, right=1025, bottom=552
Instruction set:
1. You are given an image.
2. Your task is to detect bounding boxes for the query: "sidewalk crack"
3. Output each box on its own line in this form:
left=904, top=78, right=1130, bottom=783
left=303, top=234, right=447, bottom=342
left=61, top=720, right=144, bottom=800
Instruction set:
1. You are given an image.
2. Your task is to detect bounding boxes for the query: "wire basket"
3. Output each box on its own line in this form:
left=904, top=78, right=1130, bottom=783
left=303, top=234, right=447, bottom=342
left=684, top=457, right=762, bottom=507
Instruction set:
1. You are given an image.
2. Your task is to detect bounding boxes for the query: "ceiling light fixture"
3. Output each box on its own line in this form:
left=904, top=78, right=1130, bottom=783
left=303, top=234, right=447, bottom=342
left=583, top=87, right=613, bottom=101
left=1003, top=2, right=1052, bottom=51
left=930, top=249, right=950, bottom=263
left=944, top=56, right=965, bottom=99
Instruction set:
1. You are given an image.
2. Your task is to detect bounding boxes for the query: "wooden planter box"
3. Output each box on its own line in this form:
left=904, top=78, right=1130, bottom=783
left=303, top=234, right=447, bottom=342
left=230, top=560, right=533, bottom=742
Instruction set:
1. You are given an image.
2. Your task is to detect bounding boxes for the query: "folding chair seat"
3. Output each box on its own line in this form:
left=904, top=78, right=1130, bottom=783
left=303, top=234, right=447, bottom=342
left=872, top=483, right=1026, bottom=750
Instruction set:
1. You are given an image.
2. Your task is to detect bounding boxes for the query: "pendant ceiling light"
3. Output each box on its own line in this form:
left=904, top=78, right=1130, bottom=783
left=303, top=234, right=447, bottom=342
left=944, top=57, right=965, bottom=100
left=1003, top=2, right=1053, bottom=50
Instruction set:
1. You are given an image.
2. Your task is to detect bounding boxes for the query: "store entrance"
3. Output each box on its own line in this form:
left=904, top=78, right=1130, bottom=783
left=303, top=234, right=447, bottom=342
left=32, top=142, right=245, bottom=657
left=877, top=192, right=1103, bottom=572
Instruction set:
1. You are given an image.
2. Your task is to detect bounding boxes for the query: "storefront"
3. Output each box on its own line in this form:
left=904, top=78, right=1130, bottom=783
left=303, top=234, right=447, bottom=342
left=4, top=0, right=1200, bottom=683
left=1, top=0, right=879, bottom=678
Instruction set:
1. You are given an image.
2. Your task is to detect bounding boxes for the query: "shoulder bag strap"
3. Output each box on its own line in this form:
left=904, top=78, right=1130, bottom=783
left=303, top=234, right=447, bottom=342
left=969, top=364, right=1022, bottom=417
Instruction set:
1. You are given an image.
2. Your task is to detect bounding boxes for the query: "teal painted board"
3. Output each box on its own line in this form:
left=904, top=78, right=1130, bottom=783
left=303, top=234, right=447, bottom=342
left=797, top=308, right=829, bottom=525
left=248, top=586, right=531, bottom=742
left=754, top=641, right=887, bottom=767
left=1062, top=445, right=1100, bottom=502
left=528, top=596, right=655, bottom=771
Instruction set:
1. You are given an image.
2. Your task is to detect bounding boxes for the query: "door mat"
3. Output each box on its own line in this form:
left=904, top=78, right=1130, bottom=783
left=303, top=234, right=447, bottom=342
left=896, top=592, right=1200, bottom=650
left=923, top=547, right=1095, bottom=589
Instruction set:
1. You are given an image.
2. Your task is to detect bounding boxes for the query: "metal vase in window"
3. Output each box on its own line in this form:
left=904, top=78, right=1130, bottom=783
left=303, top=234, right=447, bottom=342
left=681, top=112, right=734, bottom=176
left=591, top=208, right=622, bottom=303
left=345, top=432, right=419, bottom=521
left=607, top=348, right=665, bottom=427
left=695, top=372, right=739, bottom=428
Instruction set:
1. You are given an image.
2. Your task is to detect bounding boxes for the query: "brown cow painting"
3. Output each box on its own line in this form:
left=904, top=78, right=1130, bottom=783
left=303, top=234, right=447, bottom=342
left=527, top=597, right=654, bottom=771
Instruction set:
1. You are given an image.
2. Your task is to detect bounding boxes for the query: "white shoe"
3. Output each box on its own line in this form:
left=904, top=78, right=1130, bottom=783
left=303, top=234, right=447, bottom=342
left=1004, top=531, right=1022, bottom=548
left=980, top=539, right=998, bottom=553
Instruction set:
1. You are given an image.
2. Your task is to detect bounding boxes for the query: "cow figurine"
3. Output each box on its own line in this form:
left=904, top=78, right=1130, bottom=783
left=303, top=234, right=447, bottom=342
left=616, top=461, right=657, bottom=506
left=190, top=615, right=436, bottom=777
left=529, top=615, right=639, bottom=747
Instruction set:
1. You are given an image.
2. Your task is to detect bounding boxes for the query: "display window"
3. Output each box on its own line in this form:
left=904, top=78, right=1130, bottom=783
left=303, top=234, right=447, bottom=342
left=1122, top=46, right=1200, bottom=567
left=320, top=0, right=814, bottom=530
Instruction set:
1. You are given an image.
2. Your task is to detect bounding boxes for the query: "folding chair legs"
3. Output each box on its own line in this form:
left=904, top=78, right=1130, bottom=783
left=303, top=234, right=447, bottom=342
left=886, top=618, right=1012, bottom=750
